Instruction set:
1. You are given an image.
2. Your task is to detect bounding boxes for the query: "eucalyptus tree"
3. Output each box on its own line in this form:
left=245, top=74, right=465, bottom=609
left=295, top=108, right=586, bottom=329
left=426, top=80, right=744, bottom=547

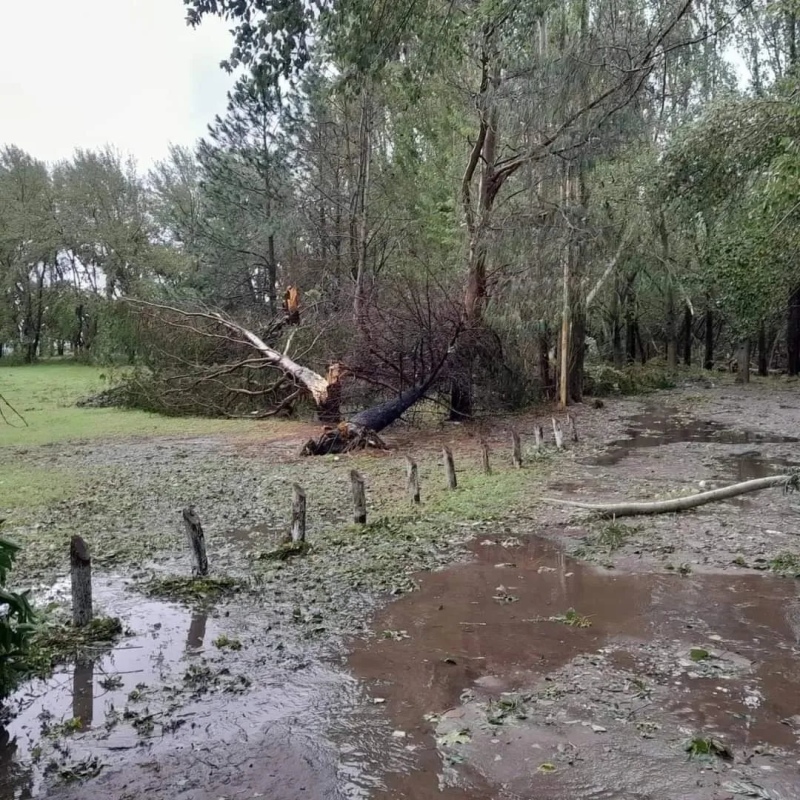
left=0, top=147, right=57, bottom=362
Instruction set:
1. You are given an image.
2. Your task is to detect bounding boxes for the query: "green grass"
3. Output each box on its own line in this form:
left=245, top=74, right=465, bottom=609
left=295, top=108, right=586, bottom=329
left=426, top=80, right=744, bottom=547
left=0, top=362, right=257, bottom=447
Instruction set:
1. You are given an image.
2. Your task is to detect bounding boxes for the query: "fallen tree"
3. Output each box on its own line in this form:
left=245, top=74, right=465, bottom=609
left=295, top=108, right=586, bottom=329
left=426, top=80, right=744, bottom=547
left=128, top=299, right=456, bottom=453
left=544, top=473, right=799, bottom=519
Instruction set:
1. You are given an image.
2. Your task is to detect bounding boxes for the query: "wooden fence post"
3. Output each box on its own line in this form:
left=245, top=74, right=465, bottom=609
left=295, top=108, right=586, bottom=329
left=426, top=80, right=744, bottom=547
left=182, top=506, right=209, bottom=577
left=552, top=418, right=564, bottom=450
left=533, top=425, right=543, bottom=450
left=70, top=535, right=93, bottom=628
left=291, top=484, right=307, bottom=542
left=481, top=442, right=491, bottom=475
left=443, top=447, right=457, bottom=490
left=567, top=414, right=579, bottom=443
left=511, top=428, right=522, bottom=468
left=405, top=457, right=421, bottom=504
left=351, top=470, right=367, bottom=523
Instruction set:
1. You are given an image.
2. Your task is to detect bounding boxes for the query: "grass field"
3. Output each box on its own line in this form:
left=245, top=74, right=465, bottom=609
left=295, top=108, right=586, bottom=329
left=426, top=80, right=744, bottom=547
left=0, top=361, right=256, bottom=448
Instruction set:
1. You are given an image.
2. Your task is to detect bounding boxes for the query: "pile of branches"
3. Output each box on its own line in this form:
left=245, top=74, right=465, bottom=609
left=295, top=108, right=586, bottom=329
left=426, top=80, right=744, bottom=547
left=118, top=302, right=325, bottom=418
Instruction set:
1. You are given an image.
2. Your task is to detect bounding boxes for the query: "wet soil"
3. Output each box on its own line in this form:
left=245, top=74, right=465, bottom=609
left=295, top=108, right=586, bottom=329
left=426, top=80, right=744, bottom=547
left=2, top=378, right=800, bottom=798
left=350, top=537, right=800, bottom=799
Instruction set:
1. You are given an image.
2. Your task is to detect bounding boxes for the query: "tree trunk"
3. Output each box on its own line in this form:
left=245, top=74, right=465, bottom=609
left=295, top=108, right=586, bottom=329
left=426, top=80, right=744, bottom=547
left=735, top=338, right=750, bottom=384
left=538, top=322, right=553, bottom=399
left=611, top=273, right=623, bottom=368
left=569, top=296, right=585, bottom=403
left=757, top=320, right=768, bottom=377
left=353, top=83, right=372, bottom=333
left=788, top=285, right=800, bottom=376
left=682, top=304, right=692, bottom=366
left=704, top=296, right=714, bottom=370
left=624, top=274, right=637, bottom=365
left=658, top=213, right=677, bottom=368
left=558, top=165, right=573, bottom=407
left=452, top=26, right=501, bottom=419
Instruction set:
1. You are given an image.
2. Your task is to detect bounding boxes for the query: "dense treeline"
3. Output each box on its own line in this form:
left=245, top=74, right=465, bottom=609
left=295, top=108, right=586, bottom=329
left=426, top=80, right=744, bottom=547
left=2, top=0, right=799, bottom=418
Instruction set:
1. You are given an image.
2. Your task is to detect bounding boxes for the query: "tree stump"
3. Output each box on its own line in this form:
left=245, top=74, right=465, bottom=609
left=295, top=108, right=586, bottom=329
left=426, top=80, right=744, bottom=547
left=405, top=457, right=421, bottom=504
left=567, top=414, right=579, bottom=443
left=182, top=506, right=209, bottom=577
left=511, top=428, right=522, bottom=468
left=291, top=484, right=307, bottom=543
left=552, top=418, right=564, bottom=450
left=443, top=447, right=457, bottom=490
left=533, top=425, right=543, bottom=450
left=351, top=470, right=367, bottom=524
left=70, top=535, right=93, bottom=628
left=480, top=442, right=491, bottom=474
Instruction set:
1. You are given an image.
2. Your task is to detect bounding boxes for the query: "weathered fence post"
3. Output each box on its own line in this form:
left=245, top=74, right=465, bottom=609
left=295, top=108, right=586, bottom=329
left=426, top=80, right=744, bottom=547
left=443, top=446, right=457, bottom=490
left=567, top=414, right=579, bottom=443
left=552, top=418, right=564, bottom=450
left=182, top=506, right=209, bottom=577
left=533, top=425, right=543, bottom=450
left=70, top=535, right=93, bottom=628
left=511, top=428, right=522, bottom=468
left=481, top=442, right=491, bottom=475
left=291, top=484, right=307, bottom=543
left=405, top=457, right=421, bottom=504
left=351, top=470, right=367, bottom=523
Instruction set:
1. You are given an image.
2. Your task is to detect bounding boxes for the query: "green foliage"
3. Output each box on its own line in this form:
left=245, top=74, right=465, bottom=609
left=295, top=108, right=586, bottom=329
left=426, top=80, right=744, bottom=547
left=0, top=529, right=37, bottom=700
left=584, top=362, right=677, bottom=396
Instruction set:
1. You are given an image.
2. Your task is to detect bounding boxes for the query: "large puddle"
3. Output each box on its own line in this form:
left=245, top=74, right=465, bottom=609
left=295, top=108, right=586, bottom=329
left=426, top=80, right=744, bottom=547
left=348, top=536, right=800, bottom=798
left=0, top=580, right=411, bottom=800
left=592, top=407, right=799, bottom=467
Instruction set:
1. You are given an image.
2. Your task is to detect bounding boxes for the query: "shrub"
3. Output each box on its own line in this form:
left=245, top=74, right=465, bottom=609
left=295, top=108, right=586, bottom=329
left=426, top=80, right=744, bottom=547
left=0, top=531, right=37, bottom=702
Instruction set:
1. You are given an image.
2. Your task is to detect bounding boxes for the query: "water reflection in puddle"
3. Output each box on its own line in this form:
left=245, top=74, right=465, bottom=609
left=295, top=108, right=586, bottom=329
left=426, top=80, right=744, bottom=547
left=590, top=407, right=798, bottom=467
left=0, top=577, right=411, bottom=800
left=349, top=536, right=800, bottom=799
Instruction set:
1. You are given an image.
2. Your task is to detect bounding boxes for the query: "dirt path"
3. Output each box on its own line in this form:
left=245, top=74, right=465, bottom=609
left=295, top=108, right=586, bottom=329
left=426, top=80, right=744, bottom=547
left=1, top=379, right=799, bottom=799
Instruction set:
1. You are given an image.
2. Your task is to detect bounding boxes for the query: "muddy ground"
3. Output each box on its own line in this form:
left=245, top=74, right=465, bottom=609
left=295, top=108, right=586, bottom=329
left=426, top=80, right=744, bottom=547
left=1, top=377, right=799, bottom=799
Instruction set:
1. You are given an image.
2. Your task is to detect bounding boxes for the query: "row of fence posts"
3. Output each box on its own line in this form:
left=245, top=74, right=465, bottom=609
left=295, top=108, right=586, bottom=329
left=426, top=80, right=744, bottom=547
left=67, top=414, right=579, bottom=627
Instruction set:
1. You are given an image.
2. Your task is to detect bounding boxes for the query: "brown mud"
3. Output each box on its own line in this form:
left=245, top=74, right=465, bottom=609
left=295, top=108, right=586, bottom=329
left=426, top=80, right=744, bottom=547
left=350, top=537, right=800, bottom=799
left=2, top=379, right=800, bottom=799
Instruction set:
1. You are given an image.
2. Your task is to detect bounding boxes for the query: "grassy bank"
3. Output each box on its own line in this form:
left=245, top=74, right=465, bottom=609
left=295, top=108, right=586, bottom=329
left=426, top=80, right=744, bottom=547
left=0, top=361, right=255, bottom=448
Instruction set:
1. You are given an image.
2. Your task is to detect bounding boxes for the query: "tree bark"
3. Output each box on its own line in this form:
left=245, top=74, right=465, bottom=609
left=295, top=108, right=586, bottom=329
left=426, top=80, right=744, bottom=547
left=353, top=82, right=372, bottom=334
left=682, top=303, right=692, bottom=366
left=624, top=274, right=637, bottom=364
left=452, top=24, right=500, bottom=419
left=659, top=213, right=677, bottom=369
left=538, top=322, right=553, bottom=399
left=704, top=295, right=714, bottom=370
left=611, top=273, right=624, bottom=368
left=758, top=321, right=768, bottom=377
left=559, top=165, right=573, bottom=407
left=735, top=338, right=751, bottom=384
left=788, top=285, right=800, bottom=376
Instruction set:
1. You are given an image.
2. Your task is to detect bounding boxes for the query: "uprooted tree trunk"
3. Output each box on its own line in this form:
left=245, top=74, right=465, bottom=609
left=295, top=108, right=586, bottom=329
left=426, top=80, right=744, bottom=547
left=300, top=353, right=452, bottom=456
left=545, top=474, right=797, bottom=519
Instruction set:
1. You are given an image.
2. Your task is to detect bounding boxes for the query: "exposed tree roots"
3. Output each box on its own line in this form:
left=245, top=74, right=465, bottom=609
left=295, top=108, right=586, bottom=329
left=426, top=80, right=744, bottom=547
left=545, top=473, right=799, bottom=519
left=300, top=424, right=388, bottom=456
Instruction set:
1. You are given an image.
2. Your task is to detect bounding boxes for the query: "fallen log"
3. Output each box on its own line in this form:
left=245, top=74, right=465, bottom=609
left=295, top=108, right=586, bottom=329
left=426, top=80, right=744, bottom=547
left=544, top=474, right=798, bottom=519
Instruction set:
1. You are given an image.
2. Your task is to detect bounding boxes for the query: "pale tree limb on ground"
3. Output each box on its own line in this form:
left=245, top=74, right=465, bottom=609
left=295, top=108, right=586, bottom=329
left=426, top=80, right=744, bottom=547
left=131, top=300, right=331, bottom=403
left=544, top=474, right=799, bottom=519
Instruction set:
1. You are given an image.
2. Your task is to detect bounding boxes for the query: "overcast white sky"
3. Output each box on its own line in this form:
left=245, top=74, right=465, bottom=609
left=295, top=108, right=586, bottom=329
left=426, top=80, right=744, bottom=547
left=0, top=0, right=238, bottom=169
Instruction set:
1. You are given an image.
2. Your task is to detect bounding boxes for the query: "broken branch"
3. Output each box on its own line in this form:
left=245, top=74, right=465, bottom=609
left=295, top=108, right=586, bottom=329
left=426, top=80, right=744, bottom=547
left=544, top=475, right=797, bottom=519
